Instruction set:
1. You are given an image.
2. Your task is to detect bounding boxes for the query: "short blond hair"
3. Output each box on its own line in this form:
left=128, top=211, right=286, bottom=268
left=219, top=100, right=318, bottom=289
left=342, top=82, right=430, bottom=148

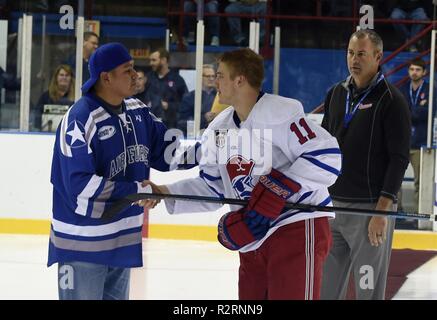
left=218, top=48, right=264, bottom=90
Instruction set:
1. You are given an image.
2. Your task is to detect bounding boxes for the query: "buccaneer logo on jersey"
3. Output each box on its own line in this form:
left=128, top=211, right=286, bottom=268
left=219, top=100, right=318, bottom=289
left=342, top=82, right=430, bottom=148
left=66, top=121, right=87, bottom=148
left=226, top=155, right=255, bottom=199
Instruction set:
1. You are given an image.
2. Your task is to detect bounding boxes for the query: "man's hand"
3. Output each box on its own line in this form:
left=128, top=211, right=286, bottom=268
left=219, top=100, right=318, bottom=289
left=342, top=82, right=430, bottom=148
left=368, top=196, right=393, bottom=247
left=136, top=180, right=169, bottom=209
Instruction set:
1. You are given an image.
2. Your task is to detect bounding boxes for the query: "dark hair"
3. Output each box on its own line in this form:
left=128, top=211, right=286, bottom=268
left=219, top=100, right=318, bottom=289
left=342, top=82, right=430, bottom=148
left=84, top=31, right=99, bottom=41
left=350, top=29, right=383, bottom=52
left=409, top=58, right=427, bottom=70
left=152, top=48, right=170, bottom=63
left=218, top=48, right=264, bottom=90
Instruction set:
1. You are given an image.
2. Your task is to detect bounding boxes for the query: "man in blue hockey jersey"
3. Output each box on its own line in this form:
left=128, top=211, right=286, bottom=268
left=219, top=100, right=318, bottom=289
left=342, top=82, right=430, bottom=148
left=48, top=43, right=172, bottom=300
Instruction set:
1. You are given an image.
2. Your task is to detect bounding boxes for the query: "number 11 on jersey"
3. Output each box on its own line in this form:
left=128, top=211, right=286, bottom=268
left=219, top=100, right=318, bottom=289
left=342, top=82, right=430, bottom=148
left=290, top=118, right=316, bottom=145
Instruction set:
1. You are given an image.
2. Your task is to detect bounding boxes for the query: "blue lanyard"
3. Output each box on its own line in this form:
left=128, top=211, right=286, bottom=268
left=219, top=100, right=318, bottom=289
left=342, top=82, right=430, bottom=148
left=344, top=73, right=384, bottom=128
left=409, top=81, right=424, bottom=108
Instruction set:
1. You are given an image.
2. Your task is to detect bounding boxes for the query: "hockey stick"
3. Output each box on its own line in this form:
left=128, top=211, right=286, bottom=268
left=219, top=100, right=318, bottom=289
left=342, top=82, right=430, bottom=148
left=101, top=192, right=434, bottom=222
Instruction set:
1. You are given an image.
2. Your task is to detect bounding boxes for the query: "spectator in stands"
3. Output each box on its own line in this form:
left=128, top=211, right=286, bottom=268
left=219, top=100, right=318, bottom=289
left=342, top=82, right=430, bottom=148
left=399, top=58, right=434, bottom=210
left=35, top=64, right=75, bottom=131
left=134, top=69, right=161, bottom=117
left=390, top=0, right=429, bottom=52
left=182, top=0, right=220, bottom=46
left=147, top=48, right=188, bottom=129
left=176, top=64, right=217, bottom=135
left=0, top=66, right=20, bottom=100
left=66, top=31, right=99, bottom=83
left=0, top=66, right=20, bottom=129
left=225, top=0, right=267, bottom=46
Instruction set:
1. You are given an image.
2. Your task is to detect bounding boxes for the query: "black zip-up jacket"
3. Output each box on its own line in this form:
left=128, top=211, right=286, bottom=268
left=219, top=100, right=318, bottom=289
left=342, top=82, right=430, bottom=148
left=147, top=70, right=188, bottom=129
left=321, top=73, right=411, bottom=203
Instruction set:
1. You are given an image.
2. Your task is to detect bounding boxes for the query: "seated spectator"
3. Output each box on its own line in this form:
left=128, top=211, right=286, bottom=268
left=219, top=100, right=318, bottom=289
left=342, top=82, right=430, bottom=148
left=183, top=0, right=220, bottom=46
left=134, top=69, right=161, bottom=117
left=225, top=0, right=267, bottom=46
left=35, top=64, right=75, bottom=131
left=177, top=64, right=217, bottom=135
left=390, top=0, right=429, bottom=52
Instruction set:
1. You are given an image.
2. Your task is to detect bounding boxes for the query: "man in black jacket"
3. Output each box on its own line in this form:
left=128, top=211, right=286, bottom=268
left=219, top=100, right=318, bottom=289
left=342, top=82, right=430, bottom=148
left=147, top=48, right=188, bottom=129
left=320, top=29, right=411, bottom=300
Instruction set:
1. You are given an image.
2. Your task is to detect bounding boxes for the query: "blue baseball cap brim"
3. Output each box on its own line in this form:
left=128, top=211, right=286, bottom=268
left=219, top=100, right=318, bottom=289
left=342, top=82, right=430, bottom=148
left=81, top=75, right=99, bottom=94
left=81, top=42, right=132, bottom=93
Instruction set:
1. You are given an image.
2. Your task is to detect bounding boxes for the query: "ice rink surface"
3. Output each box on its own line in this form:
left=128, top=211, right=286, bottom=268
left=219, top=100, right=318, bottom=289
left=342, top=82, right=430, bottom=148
left=1, top=234, right=437, bottom=300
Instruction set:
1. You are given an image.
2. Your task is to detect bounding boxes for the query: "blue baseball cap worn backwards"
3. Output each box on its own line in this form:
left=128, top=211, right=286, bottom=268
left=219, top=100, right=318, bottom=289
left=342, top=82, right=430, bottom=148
left=81, top=42, right=133, bottom=93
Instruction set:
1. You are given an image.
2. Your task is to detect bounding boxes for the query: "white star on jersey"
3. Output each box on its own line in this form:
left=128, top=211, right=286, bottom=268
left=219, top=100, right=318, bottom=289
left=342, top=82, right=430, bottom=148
left=67, top=121, right=86, bottom=146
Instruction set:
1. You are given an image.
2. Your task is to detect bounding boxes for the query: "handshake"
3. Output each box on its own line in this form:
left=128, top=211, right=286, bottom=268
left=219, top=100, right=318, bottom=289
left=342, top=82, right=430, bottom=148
left=135, top=181, right=168, bottom=209
left=218, top=169, right=301, bottom=251
left=133, top=169, right=301, bottom=252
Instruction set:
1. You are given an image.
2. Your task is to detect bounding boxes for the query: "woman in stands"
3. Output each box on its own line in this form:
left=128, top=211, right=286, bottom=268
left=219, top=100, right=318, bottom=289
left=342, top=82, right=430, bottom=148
left=35, top=64, right=75, bottom=131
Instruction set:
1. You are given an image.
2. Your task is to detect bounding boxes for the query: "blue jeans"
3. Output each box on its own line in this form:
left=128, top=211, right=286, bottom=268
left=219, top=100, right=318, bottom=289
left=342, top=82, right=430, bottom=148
left=183, top=0, right=219, bottom=37
left=390, top=7, right=429, bottom=42
left=225, top=1, right=266, bottom=44
left=57, top=261, right=131, bottom=300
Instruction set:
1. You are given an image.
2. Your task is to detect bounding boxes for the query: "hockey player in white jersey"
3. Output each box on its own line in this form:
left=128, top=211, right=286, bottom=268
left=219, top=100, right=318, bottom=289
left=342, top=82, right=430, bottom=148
left=144, top=48, right=342, bottom=299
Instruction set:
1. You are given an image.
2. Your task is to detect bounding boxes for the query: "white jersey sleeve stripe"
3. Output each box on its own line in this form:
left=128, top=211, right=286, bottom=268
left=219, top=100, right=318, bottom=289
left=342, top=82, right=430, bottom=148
left=125, top=98, right=148, bottom=110
left=52, top=214, right=143, bottom=237
left=75, top=174, right=104, bottom=216
left=59, top=108, right=72, bottom=157
left=84, top=107, right=111, bottom=154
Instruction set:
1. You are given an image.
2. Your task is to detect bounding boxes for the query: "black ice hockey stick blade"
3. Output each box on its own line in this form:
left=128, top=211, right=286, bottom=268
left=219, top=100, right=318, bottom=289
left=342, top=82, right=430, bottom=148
left=101, top=192, right=433, bottom=222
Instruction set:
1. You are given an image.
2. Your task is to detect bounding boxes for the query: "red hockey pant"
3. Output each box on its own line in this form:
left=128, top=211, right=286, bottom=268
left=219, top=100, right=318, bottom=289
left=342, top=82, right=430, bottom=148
left=238, top=217, right=331, bottom=300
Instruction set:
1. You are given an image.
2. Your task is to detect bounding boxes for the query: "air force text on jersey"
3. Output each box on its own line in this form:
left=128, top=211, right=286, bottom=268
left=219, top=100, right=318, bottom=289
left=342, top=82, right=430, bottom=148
left=109, top=144, right=150, bottom=178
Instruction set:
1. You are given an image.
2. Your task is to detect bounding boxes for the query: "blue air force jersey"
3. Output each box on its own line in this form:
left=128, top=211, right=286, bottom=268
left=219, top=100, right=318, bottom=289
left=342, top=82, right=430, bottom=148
left=164, top=93, right=342, bottom=253
left=48, top=93, right=170, bottom=268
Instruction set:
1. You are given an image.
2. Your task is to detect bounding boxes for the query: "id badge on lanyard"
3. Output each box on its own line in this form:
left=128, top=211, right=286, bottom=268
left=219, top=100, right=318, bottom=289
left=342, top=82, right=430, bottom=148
left=409, top=81, right=424, bottom=108
left=343, top=73, right=384, bottom=129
